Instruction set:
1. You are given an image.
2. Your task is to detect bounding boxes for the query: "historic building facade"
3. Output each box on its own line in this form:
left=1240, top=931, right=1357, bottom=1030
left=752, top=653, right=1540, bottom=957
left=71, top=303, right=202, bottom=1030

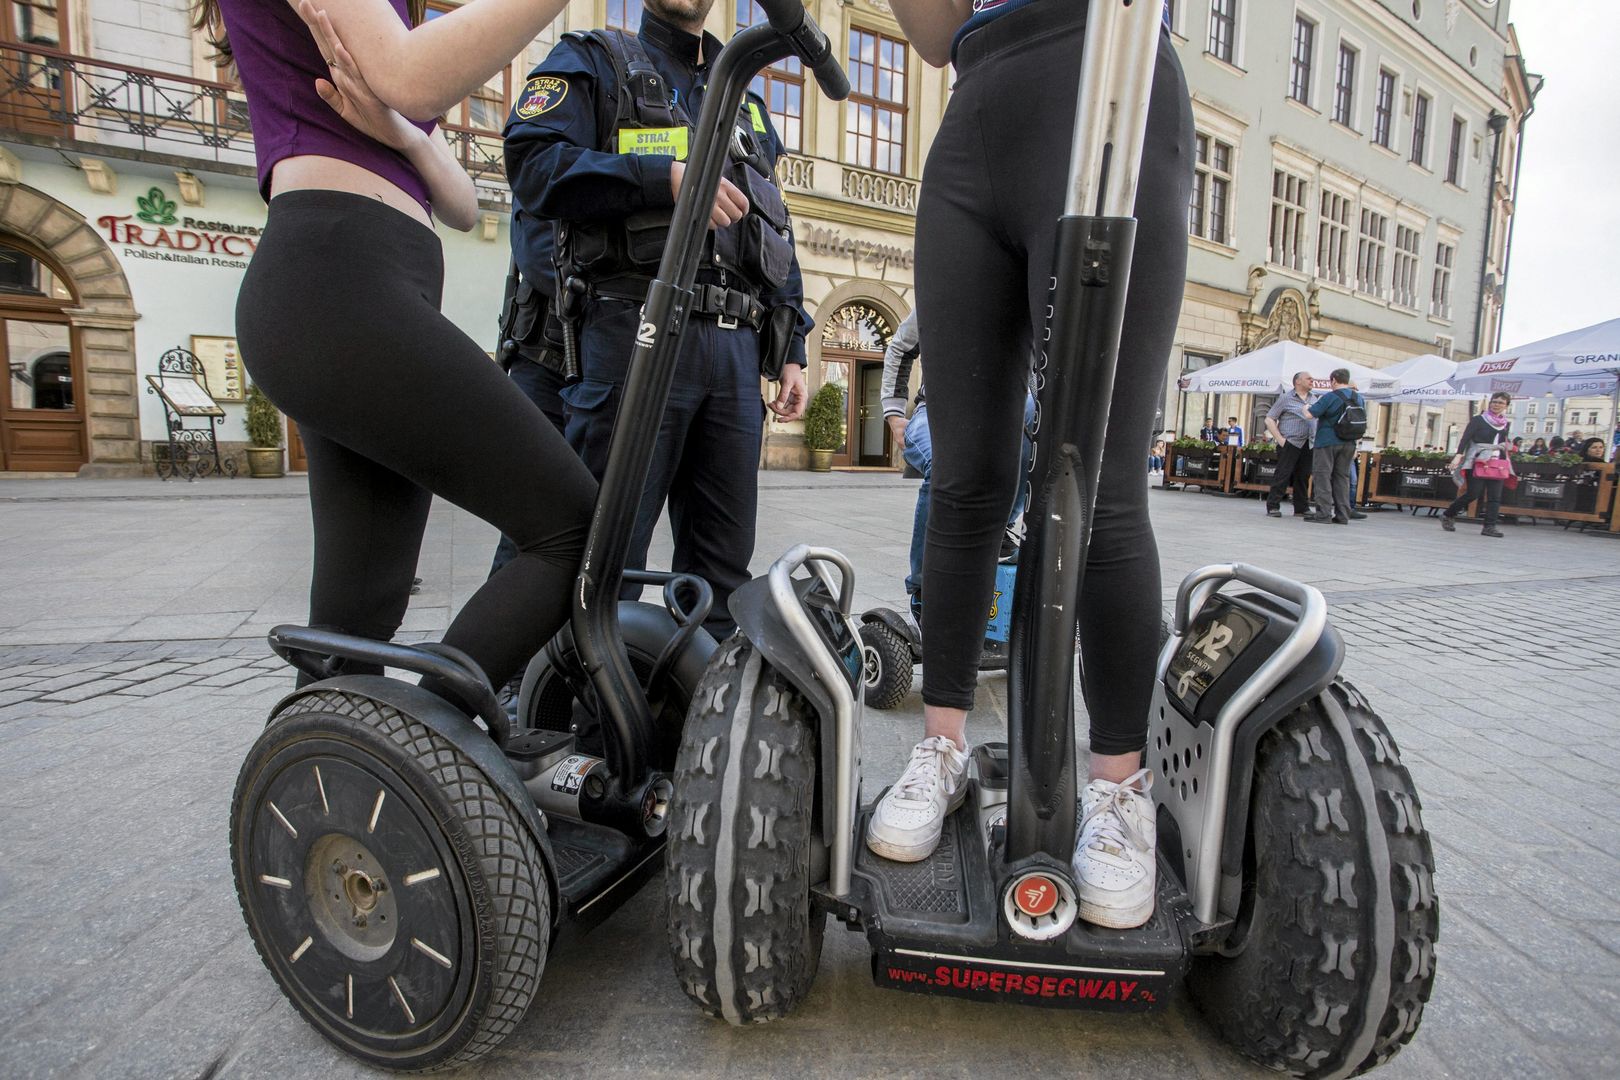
left=0, top=0, right=939, bottom=474
left=1163, top=0, right=1538, bottom=451
left=0, top=0, right=1532, bottom=474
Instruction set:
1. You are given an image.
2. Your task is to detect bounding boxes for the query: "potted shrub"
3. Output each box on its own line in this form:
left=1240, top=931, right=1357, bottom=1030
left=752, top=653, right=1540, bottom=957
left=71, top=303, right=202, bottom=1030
left=1240, top=438, right=1279, bottom=484
left=803, top=381, right=845, bottom=473
left=1170, top=436, right=1220, bottom=478
left=244, top=384, right=286, bottom=478
left=1379, top=446, right=1456, bottom=501
left=1508, top=451, right=1585, bottom=511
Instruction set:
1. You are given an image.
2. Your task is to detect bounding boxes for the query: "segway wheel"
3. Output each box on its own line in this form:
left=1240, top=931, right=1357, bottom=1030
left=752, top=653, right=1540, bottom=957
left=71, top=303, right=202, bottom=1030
left=231, top=689, right=551, bottom=1070
left=667, top=636, right=825, bottom=1023
left=859, top=620, right=914, bottom=711
left=1188, top=680, right=1438, bottom=1079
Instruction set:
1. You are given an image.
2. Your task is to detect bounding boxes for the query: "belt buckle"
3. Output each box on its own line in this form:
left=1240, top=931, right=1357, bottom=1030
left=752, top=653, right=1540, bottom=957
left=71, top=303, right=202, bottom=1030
left=716, top=312, right=739, bottom=330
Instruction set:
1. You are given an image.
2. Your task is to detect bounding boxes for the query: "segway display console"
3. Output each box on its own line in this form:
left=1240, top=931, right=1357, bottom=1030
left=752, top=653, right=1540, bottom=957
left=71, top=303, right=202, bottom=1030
left=667, top=4, right=1436, bottom=1077
left=226, top=6, right=852, bottom=1069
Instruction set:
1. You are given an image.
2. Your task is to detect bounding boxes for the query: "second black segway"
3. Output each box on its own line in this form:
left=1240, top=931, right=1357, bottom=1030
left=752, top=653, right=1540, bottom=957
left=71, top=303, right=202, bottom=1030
left=667, top=4, right=1437, bottom=1077
left=226, top=8, right=851, bottom=1069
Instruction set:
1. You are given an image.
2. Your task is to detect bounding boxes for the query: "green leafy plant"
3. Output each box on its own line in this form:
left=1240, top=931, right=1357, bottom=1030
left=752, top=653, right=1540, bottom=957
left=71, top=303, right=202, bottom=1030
left=1242, top=438, right=1278, bottom=455
left=1511, top=451, right=1583, bottom=466
left=1171, top=436, right=1219, bottom=453
left=245, top=384, right=284, bottom=448
left=1380, top=447, right=1450, bottom=463
left=136, top=186, right=178, bottom=226
left=803, top=381, right=845, bottom=452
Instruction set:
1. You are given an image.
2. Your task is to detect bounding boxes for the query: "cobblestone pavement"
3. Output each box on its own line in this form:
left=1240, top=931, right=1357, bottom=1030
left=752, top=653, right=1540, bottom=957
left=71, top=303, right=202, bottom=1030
left=2, top=474, right=1618, bottom=1079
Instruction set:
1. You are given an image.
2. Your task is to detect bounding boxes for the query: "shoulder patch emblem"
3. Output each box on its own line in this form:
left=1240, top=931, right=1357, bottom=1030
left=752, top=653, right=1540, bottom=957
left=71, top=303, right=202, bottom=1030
left=516, top=76, right=569, bottom=119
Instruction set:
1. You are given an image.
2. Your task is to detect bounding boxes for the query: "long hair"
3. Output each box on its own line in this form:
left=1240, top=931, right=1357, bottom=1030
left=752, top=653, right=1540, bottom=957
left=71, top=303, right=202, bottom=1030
left=194, top=0, right=426, bottom=63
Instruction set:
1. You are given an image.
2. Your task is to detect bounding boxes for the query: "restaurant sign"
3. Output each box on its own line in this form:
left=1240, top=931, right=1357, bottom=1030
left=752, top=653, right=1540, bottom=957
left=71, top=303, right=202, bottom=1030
left=98, top=187, right=263, bottom=269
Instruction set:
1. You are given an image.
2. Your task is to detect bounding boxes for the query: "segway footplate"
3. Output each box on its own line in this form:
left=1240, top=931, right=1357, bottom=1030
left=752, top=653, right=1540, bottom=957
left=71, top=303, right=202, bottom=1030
left=844, top=797, right=1194, bottom=1012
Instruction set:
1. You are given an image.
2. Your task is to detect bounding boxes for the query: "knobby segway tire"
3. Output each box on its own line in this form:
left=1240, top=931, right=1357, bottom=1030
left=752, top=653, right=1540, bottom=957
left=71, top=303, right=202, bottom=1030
left=859, top=621, right=914, bottom=711
left=1188, top=680, right=1438, bottom=1079
left=231, top=690, right=551, bottom=1071
left=667, top=636, right=826, bottom=1023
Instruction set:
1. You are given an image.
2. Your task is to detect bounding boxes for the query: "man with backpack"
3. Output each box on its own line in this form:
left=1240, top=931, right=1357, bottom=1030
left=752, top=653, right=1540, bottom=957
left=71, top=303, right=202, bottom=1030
left=1305, top=367, right=1367, bottom=524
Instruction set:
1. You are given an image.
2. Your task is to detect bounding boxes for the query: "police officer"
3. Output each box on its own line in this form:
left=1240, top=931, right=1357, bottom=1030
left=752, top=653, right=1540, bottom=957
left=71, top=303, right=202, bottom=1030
left=502, top=0, right=810, bottom=637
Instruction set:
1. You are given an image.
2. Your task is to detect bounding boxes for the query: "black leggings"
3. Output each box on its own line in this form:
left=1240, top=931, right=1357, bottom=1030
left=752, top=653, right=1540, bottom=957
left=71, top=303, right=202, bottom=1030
left=236, top=191, right=596, bottom=692
left=916, top=5, right=1194, bottom=755
left=1445, top=473, right=1504, bottom=529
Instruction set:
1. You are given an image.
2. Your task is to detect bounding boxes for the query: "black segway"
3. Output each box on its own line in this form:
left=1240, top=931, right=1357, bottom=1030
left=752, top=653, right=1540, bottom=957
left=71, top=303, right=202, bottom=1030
left=667, top=4, right=1437, bottom=1077
left=226, top=9, right=851, bottom=1070
left=859, top=548, right=1018, bottom=710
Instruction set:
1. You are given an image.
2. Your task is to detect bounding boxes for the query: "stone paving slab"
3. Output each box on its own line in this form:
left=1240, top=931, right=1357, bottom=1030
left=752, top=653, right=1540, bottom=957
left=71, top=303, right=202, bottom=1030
left=0, top=475, right=1617, bottom=1078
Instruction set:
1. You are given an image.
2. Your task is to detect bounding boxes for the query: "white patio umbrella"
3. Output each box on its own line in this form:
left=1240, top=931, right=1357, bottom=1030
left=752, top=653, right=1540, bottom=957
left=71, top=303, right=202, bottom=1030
left=1450, top=316, right=1620, bottom=389
left=1364, top=354, right=1463, bottom=403
left=1178, top=340, right=1379, bottom=394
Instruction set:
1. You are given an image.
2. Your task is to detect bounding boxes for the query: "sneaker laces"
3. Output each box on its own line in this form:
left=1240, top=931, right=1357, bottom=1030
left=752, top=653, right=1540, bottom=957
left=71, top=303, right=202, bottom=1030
left=893, top=736, right=959, bottom=804
left=1080, top=769, right=1153, bottom=858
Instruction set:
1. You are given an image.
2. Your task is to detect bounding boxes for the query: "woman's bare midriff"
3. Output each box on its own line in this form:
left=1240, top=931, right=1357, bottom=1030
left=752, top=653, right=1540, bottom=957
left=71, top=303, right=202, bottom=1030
left=271, top=155, right=432, bottom=228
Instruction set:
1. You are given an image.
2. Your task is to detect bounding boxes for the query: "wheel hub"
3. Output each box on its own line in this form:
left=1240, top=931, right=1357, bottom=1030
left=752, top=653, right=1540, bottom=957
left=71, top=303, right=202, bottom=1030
left=307, top=833, right=399, bottom=960
left=862, top=643, right=882, bottom=686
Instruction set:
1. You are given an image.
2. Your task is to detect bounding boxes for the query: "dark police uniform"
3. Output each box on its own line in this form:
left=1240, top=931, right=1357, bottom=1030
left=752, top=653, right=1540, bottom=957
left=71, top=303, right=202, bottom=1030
left=502, top=10, right=811, bottom=635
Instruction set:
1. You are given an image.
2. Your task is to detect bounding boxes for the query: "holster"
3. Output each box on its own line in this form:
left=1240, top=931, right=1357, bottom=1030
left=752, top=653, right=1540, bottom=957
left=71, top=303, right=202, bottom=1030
left=496, top=258, right=558, bottom=374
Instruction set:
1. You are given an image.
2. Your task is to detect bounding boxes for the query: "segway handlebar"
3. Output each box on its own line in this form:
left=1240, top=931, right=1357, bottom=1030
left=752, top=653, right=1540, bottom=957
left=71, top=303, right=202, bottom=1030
left=755, top=0, right=850, bottom=100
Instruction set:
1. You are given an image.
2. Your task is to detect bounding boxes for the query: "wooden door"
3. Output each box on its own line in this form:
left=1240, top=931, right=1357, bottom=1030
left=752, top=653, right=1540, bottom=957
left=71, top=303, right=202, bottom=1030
left=856, top=361, right=891, bottom=466
left=286, top=417, right=308, bottom=471
left=0, top=0, right=71, bottom=137
left=1, top=311, right=86, bottom=471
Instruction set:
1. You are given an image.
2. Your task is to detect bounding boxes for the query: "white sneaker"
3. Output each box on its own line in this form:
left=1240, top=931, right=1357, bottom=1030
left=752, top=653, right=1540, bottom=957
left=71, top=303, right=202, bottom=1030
left=1073, top=769, right=1156, bottom=929
left=866, top=736, right=969, bottom=862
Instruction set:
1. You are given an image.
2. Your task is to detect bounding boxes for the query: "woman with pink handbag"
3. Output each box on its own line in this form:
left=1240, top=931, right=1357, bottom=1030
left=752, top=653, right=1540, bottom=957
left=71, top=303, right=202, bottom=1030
left=1442, top=390, right=1516, bottom=538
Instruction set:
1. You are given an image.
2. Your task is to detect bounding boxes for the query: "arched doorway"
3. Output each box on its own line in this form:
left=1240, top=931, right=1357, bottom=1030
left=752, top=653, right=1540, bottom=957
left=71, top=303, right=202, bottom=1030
left=0, top=237, right=86, bottom=471
left=819, top=300, right=897, bottom=467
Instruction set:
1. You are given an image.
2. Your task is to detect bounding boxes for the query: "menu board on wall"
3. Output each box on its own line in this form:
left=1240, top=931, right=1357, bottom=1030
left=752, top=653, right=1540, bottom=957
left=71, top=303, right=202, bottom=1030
left=191, top=335, right=246, bottom=402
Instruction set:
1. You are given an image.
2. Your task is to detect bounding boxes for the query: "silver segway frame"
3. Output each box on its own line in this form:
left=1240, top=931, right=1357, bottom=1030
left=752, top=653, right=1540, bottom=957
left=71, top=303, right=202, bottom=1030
left=767, top=545, right=864, bottom=897
left=1149, top=566, right=1328, bottom=925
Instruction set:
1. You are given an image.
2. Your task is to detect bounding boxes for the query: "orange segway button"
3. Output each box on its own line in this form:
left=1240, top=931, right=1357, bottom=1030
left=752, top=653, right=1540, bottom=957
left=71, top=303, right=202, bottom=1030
left=1014, top=874, right=1060, bottom=918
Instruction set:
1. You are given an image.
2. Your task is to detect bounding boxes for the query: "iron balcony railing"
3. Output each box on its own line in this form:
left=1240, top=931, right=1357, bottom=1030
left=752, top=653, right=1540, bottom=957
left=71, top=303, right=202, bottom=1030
left=0, top=41, right=253, bottom=163
left=1, top=41, right=508, bottom=203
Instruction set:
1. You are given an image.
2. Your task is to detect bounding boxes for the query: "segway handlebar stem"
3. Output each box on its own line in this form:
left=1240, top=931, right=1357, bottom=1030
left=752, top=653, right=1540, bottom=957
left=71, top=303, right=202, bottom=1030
left=1160, top=564, right=1329, bottom=923
left=571, top=19, right=847, bottom=805
left=1001, top=0, right=1164, bottom=864
left=1066, top=0, right=1162, bottom=219
left=767, top=544, right=862, bottom=898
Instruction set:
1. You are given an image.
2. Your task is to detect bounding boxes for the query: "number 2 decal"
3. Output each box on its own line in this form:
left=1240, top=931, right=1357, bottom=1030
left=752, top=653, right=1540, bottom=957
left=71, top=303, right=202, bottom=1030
left=1193, top=621, right=1234, bottom=662
left=635, top=320, right=657, bottom=348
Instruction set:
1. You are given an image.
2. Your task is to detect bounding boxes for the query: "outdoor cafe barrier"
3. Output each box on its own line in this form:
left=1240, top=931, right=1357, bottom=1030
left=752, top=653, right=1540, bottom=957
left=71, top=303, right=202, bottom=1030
left=1366, top=452, right=1616, bottom=529
left=1164, top=444, right=1615, bottom=531
left=1163, top=441, right=1236, bottom=491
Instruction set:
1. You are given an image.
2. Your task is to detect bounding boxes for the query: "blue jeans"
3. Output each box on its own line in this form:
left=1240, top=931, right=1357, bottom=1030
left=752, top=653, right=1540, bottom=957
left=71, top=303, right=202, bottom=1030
left=903, top=396, right=1034, bottom=619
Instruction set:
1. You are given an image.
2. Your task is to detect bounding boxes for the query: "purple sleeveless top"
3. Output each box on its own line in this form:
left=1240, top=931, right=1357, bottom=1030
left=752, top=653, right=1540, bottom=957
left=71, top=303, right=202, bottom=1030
left=216, top=0, right=435, bottom=211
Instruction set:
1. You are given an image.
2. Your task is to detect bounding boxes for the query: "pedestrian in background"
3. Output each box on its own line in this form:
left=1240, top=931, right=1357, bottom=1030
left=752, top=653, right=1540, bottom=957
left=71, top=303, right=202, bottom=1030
left=1441, top=391, right=1515, bottom=538
left=1305, top=368, right=1366, bottom=525
left=1223, top=415, right=1244, bottom=447
left=1199, top=417, right=1222, bottom=443
left=1262, top=370, right=1314, bottom=518
left=1528, top=437, right=1548, bottom=456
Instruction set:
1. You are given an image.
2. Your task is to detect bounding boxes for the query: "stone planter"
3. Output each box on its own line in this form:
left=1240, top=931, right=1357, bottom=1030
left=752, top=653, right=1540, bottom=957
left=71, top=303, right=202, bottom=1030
left=808, top=448, right=833, bottom=473
left=246, top=446, right=285, bottom=478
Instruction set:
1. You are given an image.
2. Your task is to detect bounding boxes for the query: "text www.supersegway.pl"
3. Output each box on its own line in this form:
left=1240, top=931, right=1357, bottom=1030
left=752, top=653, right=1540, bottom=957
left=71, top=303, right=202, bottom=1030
left=888, top=966, right=1146, bottom=1002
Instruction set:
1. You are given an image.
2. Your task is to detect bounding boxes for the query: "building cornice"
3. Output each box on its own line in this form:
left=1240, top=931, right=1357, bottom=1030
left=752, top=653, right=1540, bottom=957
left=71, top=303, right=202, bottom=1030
left=784, top=191, right=916, bottom=237
left=1346, top=0, right=1513, bottom=116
